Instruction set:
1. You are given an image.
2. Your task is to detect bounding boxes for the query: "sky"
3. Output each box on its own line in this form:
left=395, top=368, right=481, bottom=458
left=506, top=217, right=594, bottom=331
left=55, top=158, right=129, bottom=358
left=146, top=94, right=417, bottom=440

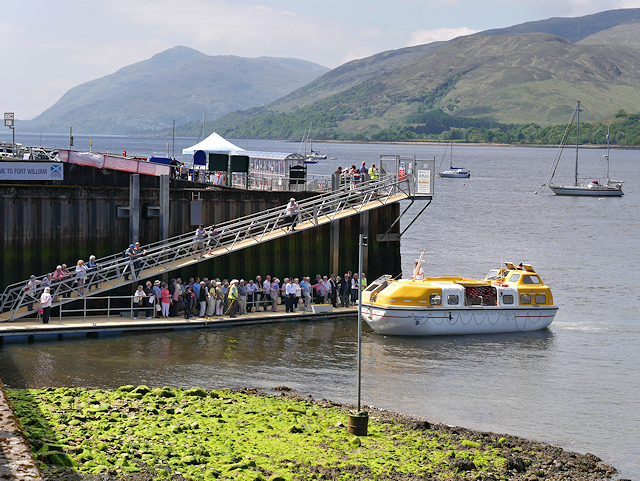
left=2, top=0, right=639, bottom=120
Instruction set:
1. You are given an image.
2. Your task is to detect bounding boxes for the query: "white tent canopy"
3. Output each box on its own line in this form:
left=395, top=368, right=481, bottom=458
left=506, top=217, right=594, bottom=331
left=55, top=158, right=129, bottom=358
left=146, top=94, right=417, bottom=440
left=182, top=132, right=244, bottom=155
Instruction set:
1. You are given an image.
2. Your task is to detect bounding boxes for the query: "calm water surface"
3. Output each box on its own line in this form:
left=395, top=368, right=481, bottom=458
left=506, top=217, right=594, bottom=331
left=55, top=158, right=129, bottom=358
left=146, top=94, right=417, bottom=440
left=1, top=133, right=639, bottom=478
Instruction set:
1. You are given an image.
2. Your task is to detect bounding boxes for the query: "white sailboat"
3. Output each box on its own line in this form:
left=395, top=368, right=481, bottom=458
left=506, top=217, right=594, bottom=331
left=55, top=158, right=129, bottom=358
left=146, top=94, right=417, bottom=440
left=298, top=123, right=327, bottom=164
left=438, top=130, right=470, bottom=178
left=544, top=101, right=623, bottom=196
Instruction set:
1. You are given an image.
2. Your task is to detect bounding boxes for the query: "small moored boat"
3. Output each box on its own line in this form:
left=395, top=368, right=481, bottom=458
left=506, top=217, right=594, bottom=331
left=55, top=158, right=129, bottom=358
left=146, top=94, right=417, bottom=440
left=361, top=262, right=558, bottom=336
left=438, top=130, right=470, bottom=178
left=544, top=101, right=623, bottom=196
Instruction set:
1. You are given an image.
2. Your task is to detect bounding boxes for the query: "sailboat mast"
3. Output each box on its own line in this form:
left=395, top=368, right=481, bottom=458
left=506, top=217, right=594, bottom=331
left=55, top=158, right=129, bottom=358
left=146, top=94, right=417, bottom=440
left=606, top=125, right=610, bottom=186
left=450, top=130, right=453, bottom=169
left=202, top=110, right=206, bottom=140
left=574, top=101, right=580, bottom=187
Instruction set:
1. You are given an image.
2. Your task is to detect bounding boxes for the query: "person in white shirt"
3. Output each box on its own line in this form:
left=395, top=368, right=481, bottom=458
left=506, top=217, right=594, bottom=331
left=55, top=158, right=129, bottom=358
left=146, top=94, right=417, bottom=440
left=192, top=225, right=207, bottom=259
left=24, top=275, right=41, bottom=311
left=284, top=198, right=299, bottom=232
left=39, top=287, right=52, bottom=324
left=75, top=259, right=88, bottom=295
left=413, top=261, right=425, bottom=280
left=262, top=276, right=271, bottom=311
left=246, top=279, right=258, bottom=312
left=285, top=278, right=297, bottom=312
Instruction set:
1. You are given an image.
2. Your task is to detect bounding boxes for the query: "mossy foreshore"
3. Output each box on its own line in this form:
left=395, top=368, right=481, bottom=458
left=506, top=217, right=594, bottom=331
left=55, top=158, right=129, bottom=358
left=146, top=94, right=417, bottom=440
left=7, top=386, right=619, bottom=481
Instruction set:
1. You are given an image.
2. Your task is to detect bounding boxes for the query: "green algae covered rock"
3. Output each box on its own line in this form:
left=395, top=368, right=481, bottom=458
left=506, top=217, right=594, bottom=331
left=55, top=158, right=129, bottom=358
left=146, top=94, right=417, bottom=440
left=461, top=439, right=480, bottom=448
left=132, top=385, right=151, bottom=395
left=47, top=452, right=78, bottom=468
left=185, top=387, right=207, bottom=397
left=6, top=386, right=613, bottom=481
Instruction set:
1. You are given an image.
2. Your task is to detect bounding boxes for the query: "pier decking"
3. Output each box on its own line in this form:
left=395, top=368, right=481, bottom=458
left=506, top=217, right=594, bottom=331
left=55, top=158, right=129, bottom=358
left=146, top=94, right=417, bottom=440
left=0, top=305, right=357, bottom=344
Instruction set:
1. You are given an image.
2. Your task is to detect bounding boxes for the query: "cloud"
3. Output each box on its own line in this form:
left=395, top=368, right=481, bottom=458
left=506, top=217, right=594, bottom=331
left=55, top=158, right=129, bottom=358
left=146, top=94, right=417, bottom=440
left=406, top=26, right=479, bottom=46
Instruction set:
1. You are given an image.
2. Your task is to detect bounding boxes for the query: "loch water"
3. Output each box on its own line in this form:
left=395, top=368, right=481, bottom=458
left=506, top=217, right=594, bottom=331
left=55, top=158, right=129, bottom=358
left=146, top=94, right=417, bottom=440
left=1, top=133, right=639, bottom=478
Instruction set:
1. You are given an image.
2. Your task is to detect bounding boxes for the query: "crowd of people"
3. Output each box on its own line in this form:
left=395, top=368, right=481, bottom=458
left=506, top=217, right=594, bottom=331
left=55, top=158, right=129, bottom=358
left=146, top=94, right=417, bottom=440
left=132, top=271, right=368, bottom=320
left=334, top=161, right=379, bottom=187
left=23, top=194, right=371, bottom=324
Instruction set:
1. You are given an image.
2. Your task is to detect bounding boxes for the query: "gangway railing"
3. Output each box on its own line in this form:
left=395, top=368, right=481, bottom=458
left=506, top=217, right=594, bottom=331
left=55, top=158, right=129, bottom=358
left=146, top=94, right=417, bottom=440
left=50, top=295, right=157, bottom=323
left=1, top=166, right=432, bottom=322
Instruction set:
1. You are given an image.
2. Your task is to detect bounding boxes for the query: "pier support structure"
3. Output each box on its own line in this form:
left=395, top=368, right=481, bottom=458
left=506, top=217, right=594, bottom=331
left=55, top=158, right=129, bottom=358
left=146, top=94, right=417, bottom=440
left=159, top=175, right=170, bottom=242
left=330, top=220, right=339, bottom=276
left=360, top=211, right=369, bottom=276
left=129, top=174, right=140, bottom=243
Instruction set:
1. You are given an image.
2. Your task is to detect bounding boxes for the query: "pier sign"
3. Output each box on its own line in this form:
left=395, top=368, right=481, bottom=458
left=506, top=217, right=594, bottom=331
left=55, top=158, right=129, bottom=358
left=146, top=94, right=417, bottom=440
left=0, top=162, right=64, bottom=180
left=3, top=113, right=13, bottom=127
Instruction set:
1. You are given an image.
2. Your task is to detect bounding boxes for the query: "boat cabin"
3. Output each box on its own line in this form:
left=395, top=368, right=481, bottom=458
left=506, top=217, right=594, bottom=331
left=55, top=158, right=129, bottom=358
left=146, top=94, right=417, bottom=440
left=363, top=262, right=554, bottom=308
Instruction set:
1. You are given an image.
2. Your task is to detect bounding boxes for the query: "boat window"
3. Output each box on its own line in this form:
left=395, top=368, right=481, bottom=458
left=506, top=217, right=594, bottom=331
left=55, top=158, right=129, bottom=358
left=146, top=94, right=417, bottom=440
left=502, top=294, right=514, bottom=305
left=447, top=295, right=459, bottom=305
left=520, top=294, right=531, bottom=305
left=485, top=269, right=499, bottom=280
left=523, top=275, right=541, bottom=284
left=535, top=294, right=546, bottom=304
left=430, top=294, right=441, bottom=305
left=509, top=274, right=520, bottom=282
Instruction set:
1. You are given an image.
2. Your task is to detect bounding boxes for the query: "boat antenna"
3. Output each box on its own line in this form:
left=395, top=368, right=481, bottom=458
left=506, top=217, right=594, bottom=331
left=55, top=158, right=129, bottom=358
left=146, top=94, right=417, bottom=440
left=411, top=250, right=426, bottom=282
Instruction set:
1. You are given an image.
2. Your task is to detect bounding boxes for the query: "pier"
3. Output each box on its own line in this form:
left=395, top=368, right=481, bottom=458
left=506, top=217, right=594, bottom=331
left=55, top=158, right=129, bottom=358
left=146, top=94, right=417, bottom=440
left=1, top=153, right=434, bottom=323
left=0, top=305, right=357, bottom=345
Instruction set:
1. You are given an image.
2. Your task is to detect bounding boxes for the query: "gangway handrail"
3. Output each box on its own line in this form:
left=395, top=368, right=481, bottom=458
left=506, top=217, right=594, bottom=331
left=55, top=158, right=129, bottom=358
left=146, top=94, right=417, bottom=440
left=51, top=295, right=156, bottom=323
left=1, top=171, right=420, bottom=321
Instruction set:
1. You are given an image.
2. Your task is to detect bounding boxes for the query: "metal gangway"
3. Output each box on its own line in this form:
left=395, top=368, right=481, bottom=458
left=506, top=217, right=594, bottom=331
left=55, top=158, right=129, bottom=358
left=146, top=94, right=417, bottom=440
left=1, top=160, right=434, bottom=322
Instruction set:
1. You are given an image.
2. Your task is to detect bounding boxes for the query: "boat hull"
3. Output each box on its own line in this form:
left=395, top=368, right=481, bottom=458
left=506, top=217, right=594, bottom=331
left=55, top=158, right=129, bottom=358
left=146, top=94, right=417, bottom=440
left=439, top=170, right=470, bottom=178
left=550, top=185, right=623, bottom=196
left=362, top=305, right=557, bottom=336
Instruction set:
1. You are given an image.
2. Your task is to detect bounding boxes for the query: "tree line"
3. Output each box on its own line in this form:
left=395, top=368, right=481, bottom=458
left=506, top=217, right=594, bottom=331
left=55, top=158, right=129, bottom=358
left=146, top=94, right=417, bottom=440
left=206, top=108, right=640, bottom=146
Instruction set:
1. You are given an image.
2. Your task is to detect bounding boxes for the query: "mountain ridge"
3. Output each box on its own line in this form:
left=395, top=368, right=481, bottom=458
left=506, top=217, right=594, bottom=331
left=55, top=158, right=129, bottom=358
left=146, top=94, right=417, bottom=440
left=22, top=46, right=330, bottom=135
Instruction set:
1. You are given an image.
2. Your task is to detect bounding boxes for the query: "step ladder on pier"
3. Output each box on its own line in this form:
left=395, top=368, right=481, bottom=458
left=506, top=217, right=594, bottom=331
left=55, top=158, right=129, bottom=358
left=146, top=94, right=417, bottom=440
left=0, top=158, right=434, bottom=322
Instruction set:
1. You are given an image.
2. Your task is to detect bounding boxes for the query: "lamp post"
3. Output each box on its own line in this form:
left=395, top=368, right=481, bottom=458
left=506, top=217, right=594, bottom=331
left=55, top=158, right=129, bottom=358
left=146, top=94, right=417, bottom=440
left=4, top=113, right=15, bottom=157
left=357, top=233, right=367, bottom=411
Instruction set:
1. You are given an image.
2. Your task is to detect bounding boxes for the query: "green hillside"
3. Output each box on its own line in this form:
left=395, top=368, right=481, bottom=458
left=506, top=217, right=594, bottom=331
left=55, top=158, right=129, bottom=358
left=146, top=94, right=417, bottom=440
left=206, top=32, right=640, bottom=140
left=481, top=8, right=640, bottom=42
left=577, top=23, right=640, bottom=49
left=22, top=47, right=329, bottom=135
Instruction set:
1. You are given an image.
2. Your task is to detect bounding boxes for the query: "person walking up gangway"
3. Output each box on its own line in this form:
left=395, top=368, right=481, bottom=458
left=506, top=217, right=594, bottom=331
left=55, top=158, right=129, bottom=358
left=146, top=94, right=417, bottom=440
left=284, top=198, right=299, bottom=233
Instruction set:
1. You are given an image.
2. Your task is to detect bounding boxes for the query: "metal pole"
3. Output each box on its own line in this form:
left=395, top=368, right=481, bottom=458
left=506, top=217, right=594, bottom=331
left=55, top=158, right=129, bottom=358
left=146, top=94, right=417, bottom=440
left=107, top=296, right=111, bottom=322
left=172, top=120, right=175, bottom=158
left=357, top=233, right=364, bottom=411
left=575, top=101, right=580, bottom=187
left=606, top=125, right=610, bottom=186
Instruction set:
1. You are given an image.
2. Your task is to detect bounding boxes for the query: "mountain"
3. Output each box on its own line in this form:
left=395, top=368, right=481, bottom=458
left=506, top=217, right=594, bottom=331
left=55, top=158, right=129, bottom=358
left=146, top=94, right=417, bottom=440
left=481, top=8, right=640, bottom=43
left=208, top=9, right=640, bottom=138
left=577, top=23, right=640, bottom=49
left=22, top=46, right=329, bottom=135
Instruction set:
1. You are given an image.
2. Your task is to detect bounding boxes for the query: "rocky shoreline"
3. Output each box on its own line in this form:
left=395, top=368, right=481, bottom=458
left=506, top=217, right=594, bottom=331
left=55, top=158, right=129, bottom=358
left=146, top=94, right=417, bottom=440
left=5, top=386, right=624, bottom=481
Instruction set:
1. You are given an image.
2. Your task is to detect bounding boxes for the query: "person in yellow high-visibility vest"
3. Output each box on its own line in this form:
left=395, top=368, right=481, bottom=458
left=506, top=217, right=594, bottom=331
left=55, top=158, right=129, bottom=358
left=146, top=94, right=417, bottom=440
left=228, top=279, right=239, bottom=318
left=368, top=164, right=378, bottom=180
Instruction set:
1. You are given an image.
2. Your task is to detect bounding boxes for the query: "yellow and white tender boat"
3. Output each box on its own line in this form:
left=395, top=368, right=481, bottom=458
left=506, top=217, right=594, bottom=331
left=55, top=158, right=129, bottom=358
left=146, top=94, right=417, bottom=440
left=361, top=262, right=558, bottom=336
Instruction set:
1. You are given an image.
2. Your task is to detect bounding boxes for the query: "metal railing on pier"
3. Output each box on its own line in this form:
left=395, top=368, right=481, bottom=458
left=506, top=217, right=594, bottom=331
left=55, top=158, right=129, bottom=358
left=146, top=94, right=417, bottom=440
left=1, top=160, right=433, bottom=322
left=47, top=295, right=157, bottom=323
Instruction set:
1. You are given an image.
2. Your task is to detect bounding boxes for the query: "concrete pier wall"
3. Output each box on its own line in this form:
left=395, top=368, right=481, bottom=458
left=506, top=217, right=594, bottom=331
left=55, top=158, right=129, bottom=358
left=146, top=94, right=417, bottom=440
left=1, top=164, right=401, bottom=287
